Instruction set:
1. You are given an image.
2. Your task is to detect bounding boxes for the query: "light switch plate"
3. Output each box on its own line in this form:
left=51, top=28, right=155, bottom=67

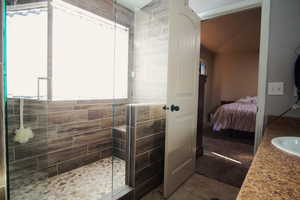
left=294, top=86, right=298, bottom=97
left=268, top=82, right=284, bottom=95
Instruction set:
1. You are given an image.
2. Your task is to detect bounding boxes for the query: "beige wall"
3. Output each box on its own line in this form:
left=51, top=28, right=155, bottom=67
left=215, top=52, right=259, bottom=101
left=207, top=52, right=259, bottom=116
left=200, top=8, right=260, bottom=120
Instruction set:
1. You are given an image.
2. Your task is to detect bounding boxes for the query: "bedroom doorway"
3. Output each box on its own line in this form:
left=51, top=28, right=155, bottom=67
left=196, top=7, right=261, bottom=190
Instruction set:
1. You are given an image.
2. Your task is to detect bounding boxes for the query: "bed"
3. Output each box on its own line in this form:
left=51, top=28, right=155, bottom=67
left=212, top=96, right=257, bottom=133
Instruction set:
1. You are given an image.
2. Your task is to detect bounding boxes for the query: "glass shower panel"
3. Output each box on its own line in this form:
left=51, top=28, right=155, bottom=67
left=5, top=1, right=50, bottom=200
left=5, top=0, right=119, bottom=200
left=50, top=0, right=116, bottom=199
left=112, top=0, right=168, bottom=198
left=111, top=0, right=132, bottom=195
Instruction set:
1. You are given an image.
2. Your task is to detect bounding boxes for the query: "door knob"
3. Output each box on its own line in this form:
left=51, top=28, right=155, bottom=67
left=162, top=105, right=169, bottom=110
left=170, top=104, right=180, bottom=112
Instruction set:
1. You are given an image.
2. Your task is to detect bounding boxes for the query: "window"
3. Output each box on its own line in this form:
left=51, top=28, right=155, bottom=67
left=7, top=7, right=48, bottom=99
left=7, top=0, right=129, bottom=100
left=52, top=0, right=129, bottom=100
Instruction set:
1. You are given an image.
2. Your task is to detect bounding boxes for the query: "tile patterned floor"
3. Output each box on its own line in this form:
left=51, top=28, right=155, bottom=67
left=142, top=174, right=239, bottom=200
left=10, top=157, right=126, bottom=200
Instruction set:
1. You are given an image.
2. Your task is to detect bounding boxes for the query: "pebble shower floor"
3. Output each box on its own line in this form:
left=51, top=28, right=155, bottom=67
left=10, top=157, right=125, bottom=200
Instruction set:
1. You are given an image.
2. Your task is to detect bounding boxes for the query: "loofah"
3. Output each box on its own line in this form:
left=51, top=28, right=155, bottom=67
left=14, top=99, right=34, bottom=144
left=14, top=128, right=34, bottom=144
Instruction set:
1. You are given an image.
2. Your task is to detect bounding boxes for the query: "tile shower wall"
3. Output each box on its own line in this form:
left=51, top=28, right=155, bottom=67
left=128, top=104, right=166, bottom=200
left=129, top=1, right=169, bottom=198
left=113, top=125, right=128, bottom=161
left=63, top=0, right=134, bottom=28
left=7, top=99, right=126, bottom=189
left=132, top=0, right=169, bottom=103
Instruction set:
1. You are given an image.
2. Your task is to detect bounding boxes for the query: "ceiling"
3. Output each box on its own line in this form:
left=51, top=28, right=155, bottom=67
left=189, top=0, right=247, bottom=14
left=201, top=8, right=261, bottom=54
left=117, top=0, right=152, bottom=11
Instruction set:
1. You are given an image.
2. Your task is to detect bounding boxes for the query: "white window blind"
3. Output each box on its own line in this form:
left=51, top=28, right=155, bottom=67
left=52, top=0, right=129, bottom=100
left=7, top=8, right=48, bottom=99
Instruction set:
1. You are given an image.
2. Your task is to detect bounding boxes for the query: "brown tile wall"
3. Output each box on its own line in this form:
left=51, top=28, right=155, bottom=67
left=7, top=98, right=126, bottom=190
left=62, top=0, right=134, bottom=28
left=128, top=104, right=166, bottom=200
left=113, top=126, right=128, bottom=161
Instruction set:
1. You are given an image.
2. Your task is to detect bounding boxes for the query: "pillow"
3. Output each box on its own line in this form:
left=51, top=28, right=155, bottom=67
left=237, top=96, right=257, bottom=104
left=248, top=96, right=257, bottom=104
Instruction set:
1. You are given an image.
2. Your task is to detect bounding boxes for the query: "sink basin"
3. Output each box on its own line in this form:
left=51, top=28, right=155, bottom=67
left=271, top=137, right=300, bottom=157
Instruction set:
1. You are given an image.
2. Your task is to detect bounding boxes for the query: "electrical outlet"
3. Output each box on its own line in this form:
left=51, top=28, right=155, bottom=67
left=268, top=82, right=284, bottom=95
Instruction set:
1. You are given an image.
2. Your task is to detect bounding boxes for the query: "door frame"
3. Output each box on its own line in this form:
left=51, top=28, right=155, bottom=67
left=196, top=0, right=271, bottom=153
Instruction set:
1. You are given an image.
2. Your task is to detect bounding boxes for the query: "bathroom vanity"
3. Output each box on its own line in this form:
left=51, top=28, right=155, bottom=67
left=237, top=117, right=300, bottom=200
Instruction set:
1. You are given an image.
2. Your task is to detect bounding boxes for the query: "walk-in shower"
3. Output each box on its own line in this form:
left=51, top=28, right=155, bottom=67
left=3, top=0, right=168, bottom=199
left=5, top=0, right=130, bottom=199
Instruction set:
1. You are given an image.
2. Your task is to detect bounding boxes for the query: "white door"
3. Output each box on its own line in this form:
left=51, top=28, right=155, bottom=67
left=164, top=0, right=200, bottom=198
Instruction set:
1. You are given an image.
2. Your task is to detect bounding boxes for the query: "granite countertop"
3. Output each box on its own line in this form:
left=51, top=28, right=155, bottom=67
left=237, top=117, right=300, bottom=200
